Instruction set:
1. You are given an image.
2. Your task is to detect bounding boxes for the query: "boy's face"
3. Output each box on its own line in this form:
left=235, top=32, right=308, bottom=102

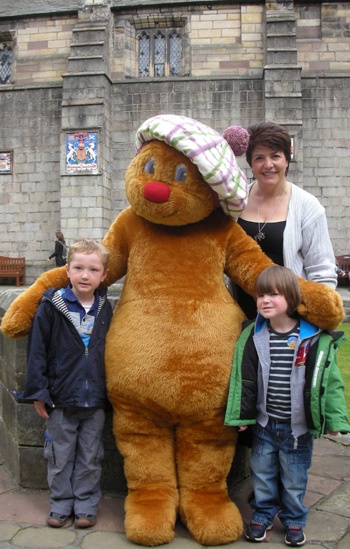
left=256, top=291, right=289, bottom=321
left=66, top=252, right=107, bottom=302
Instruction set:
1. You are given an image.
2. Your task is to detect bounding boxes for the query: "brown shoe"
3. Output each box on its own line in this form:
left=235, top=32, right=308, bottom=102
left=75, top=514, right=96, bottom=528
left=47, top=512, right=69, bottom=528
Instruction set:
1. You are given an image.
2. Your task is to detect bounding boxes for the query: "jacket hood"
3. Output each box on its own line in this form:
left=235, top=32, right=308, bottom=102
left=254, top=313, right=319, bottom=340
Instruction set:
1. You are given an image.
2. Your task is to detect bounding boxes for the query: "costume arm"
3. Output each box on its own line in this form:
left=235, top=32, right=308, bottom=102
left=226, top=223, right=344, bottom=330
left=225, top=222, right=274, bottom=297
left=101, top=208, right=134, bottom=286
left=1, top=266, right=69, bottom=338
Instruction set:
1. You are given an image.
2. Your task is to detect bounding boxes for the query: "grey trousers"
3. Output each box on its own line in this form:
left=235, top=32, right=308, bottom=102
left=44, top=407, right=105, bottom=516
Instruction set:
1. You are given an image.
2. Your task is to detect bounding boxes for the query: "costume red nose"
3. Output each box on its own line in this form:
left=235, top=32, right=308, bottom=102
left=144, top=182, right=171, bottom=203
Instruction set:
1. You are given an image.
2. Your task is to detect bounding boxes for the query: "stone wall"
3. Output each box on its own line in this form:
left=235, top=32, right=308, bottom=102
left=302, top=75, right=350, bottom=254
left=15, top=14, right=77, bottom=85
left=0, top=85, right=64, bottom=281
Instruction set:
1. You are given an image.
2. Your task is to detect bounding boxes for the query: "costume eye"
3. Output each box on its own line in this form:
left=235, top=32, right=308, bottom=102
left=145, top=157, right=155, bottom=174
left=175, top=164, right=187, bottom=183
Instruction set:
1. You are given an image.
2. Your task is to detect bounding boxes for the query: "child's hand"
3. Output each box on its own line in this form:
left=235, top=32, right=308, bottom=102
left=34, top=400, right=49, bottom=419
left=326, top=430, right=338, bottom=436
left=238, top=425, right=248, bottom=432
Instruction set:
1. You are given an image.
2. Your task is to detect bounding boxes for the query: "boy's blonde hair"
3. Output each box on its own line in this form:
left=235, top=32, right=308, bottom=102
left=254, top=265, right=301, bottom=316
left=67, top=238, right=110, bottom=268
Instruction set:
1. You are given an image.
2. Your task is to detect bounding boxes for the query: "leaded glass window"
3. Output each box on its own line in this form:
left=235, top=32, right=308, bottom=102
left=0, top=45, right=12, bottom=84
left=154, top=32, right=165, bottom=77
left=169, top=30, right=181, bottom=77
left=139, top=32, right=150, bottom=77
left=138, top=29, right=181, bottom=78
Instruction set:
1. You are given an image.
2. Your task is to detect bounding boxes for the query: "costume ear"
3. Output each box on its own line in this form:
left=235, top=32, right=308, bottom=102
left=1, top=266, right=69, bottom=338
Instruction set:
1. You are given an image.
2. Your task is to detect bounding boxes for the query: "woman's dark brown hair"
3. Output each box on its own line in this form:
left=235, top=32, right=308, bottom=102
left=55, top=231, right=65, bottom=244
left=254, top=265, right=301, bottom=316
left=246, top=122, right=292, bottom=173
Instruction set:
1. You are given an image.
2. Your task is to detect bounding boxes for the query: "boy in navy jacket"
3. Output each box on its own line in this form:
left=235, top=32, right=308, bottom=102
left=16, top=238, right=113, bottom=529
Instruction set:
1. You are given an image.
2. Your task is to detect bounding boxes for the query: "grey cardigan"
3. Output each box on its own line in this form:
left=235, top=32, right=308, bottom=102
left=283, top=183, right=337, bottom=288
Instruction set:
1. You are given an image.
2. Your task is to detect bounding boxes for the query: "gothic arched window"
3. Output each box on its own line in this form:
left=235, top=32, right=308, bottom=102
left=138, top=29, right=181, bottom=78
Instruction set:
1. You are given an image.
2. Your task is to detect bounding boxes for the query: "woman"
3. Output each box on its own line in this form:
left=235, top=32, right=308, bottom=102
left=48, top=231, right=67, bottom=267
left=231, top=121, right=337, bottom=319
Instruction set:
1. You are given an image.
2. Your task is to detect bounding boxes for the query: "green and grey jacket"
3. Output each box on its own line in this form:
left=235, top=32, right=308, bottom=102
left=225, top=316, right=350, bottom=439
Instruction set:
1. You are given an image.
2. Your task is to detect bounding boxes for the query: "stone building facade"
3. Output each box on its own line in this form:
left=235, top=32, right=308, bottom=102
left=1, top=0, right=350, bottom=490
left=0, top=0, right=349, bottom=283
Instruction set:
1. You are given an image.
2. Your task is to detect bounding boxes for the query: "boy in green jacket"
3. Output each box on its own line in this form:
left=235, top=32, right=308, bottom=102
left=225, top=266, right=350, bottom=547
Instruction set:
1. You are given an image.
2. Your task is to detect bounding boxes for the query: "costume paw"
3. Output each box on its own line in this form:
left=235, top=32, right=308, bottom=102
left=298, top=279, right=344, bottom=330
left=124, top=489, right=178, bottom=546
left=1, top=267, right=68, bottom=338
left=180, top=490, right=243, bottom=545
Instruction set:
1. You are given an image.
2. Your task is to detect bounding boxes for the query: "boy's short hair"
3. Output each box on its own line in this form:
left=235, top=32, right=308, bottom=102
left=254, top=265, right=301, bottom=316
left=67, top=238, right=110, bottom=268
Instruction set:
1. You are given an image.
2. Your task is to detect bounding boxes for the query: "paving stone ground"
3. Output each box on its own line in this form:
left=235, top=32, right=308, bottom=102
left=1, top=434, right=350, bottom=548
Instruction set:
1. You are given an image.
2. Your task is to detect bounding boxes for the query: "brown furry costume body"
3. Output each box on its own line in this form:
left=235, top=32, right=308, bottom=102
left=1, top=129, right=344, bottom=546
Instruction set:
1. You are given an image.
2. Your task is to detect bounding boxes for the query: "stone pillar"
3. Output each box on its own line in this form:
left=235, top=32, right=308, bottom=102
left=264, top=0, right=303, bottom=185
left=60, top=1, right=114, bottom=244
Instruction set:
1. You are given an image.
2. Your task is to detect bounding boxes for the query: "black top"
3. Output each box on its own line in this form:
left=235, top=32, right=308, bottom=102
left=49, top=240, right=66, bottom=267
left=233, top=220, right=286, bottom=320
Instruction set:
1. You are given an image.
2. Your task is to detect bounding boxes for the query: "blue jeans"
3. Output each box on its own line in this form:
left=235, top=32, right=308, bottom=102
left=249, top=419, right=314, bottom=528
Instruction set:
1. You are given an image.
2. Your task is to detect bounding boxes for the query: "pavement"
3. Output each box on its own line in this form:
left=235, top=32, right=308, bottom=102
left=0, top=286, right=350, bottom=548
left=1, top=435, right=350, bottom=548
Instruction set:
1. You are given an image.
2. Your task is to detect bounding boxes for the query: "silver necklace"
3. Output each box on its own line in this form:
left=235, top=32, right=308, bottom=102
left=254, top=185, right=286, bottom=242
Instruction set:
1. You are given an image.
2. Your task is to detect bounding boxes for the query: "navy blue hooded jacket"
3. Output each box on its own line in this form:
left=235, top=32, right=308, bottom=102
left=15, top=286, right=113, bottom=409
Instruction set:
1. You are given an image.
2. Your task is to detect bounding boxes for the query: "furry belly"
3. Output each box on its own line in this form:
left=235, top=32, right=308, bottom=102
left=105, top=297, right=244, bottom=416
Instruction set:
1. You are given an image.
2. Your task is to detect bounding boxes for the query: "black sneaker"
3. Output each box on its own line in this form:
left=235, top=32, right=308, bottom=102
left=285, top=527, right=306, bottom=546
left=245, top=521, right=273, bottom=542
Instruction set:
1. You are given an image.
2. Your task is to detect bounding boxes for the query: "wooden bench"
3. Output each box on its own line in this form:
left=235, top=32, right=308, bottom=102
left=0, top=256, right=25, bottom=286
left=336, top=255, right=350, bottom=286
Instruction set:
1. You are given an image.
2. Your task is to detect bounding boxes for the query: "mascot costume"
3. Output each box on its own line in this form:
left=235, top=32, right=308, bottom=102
left=1, top=115, right=344, bottom=546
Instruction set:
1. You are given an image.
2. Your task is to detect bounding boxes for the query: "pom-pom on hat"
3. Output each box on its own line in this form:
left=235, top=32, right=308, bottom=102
left=135, top=114, right=249, bottom=220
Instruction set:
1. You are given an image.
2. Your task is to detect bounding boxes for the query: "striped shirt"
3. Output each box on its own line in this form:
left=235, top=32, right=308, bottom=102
left=266, top=321, right=300, bottom=422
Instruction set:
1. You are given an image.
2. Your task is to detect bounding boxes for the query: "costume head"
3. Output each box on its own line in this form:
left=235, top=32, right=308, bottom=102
left=136, top=114, right=250, bottom=220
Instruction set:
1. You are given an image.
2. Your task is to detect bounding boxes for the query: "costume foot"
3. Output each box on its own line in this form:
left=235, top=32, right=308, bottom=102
left=180, top=490, right=243, bottom=545
left=124, top=489, right=178, bottom=546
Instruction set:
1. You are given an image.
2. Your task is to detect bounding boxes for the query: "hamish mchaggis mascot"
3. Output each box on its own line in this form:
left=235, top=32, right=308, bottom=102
left=1, top=115, right=344, bottom=546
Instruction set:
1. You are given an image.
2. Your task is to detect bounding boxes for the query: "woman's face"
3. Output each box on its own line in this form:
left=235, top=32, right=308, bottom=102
left=251, top=145, right=288, bottom=187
